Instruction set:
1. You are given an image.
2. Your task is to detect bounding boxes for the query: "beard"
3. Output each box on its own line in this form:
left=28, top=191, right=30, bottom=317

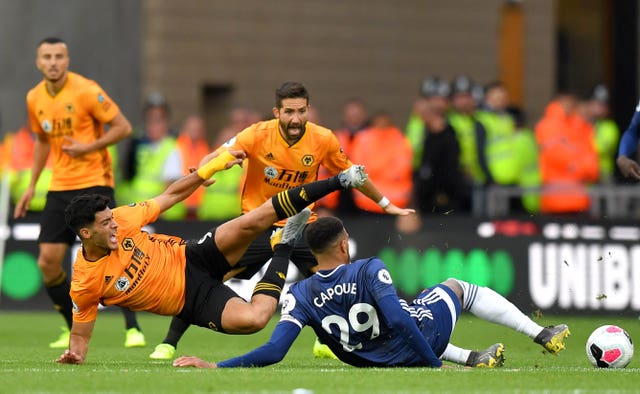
left=279, top=119, right=306, bottom=141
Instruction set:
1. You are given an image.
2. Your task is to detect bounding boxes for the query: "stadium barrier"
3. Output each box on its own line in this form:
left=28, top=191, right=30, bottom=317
left=1, top=213, right=639, bottom=315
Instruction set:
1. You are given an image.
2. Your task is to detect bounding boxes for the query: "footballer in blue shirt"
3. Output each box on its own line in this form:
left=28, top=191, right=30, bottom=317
left=174, top=217, right=570, bottom=369
left=617, top=99, right=640, bottom=180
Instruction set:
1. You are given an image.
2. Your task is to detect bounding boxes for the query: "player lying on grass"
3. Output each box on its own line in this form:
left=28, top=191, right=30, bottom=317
left=56, top=149, right=368, bottom=364
left=174, top=216, right=571, bottom=369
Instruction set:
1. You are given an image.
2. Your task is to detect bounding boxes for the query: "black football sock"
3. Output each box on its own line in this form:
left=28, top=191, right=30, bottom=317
left=252, top=244, right=292, bottom=299
left=271, top=176, right=342, bottom=220
left=121, top=307, right=141, bottom=330
left=45, top=271, right=73, bottom=329
left=162, top=317, right=190, bottom=348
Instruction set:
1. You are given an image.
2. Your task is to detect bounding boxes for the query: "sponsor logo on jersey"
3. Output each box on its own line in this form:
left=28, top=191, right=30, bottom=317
left=104, top=275, right=113, bottom=284
left=121, top=238, right=135, bottom=251
left=41, top=119, right=52, bottom=133
left=265, top=152, right=275, bottom=161
left=115, top=276, right=130, bottom=291
left=223, top=136, right=237, bottom=148
left=65, top=103, right=74, bottom=113
left=98, top=94, right=105, bottom=103
left=208, top=321, right=219, bottom=331
left=264, top=166, right=279, bottom=179
left=302, top=154, right=314, bottom=166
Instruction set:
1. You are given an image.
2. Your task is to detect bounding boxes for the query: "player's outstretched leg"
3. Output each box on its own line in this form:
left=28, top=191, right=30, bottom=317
left=465, top=343, right=505, bottom=368
left=534, top=324, right=571, bottom=354
left=453, top=279, right=570, bottom=355
left=440, top=343, right=505, bottom=368
left=253, top=208, right=312, bottom=300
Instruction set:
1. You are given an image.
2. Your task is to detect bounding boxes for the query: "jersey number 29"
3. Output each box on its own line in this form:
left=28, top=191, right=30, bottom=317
left=321, top=303, right=380, bottom=352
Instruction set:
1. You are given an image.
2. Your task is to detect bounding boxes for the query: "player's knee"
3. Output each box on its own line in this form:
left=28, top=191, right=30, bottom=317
left=233, top=314, right=269, bottom=334
left=442, top=278, right=464, bottom=306
left=37, top=254, right=62, bottom=275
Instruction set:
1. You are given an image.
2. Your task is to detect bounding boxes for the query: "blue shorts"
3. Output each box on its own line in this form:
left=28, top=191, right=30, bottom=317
left=410, top=284, right=461, bottom=356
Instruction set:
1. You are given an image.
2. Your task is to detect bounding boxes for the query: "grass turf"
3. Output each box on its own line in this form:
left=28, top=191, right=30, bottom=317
left=0, top=311, right=638, bottom=393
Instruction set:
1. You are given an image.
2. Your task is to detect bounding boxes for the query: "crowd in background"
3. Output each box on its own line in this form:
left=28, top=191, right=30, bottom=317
left=1, top=76, right=624, bottom=221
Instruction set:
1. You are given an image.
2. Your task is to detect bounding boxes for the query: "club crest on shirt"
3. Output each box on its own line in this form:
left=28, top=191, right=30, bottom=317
left=41, top=119, right=52, bottom=133
left=301, top=154, right=314, bottom=166
left=72, top=300, right=79, bottom=314
left=121, top=238, right=135, bottom=251
left=115, top=276, right=130, bottom=291
left=264, top=166, right=278, bottom=179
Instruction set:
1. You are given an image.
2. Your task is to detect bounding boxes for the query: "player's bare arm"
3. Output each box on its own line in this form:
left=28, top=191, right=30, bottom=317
left=13, top=133, right=51, bottom=218
left=356, top=178, right=415, bottom=216
left=56, top=320, right=95, bottom=364
left=616, top=156, right=640, bottom=180
left=154, top=150, right=246, bottom=212
left=61, top=112, right=132, bottom=157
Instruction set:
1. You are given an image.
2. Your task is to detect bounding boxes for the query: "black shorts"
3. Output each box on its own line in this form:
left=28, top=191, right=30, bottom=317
left=232, top=225, right=317, bottom=280
left=39, top=186, right=115, bottom=244
left=176, top=227, right=240, bottom=333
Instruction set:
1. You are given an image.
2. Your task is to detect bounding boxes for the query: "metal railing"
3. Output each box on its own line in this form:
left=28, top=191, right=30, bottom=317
left=476, top=184, right=640, bottom=218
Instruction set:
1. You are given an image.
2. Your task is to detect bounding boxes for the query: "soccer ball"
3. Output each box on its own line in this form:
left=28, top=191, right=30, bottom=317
left=585, top=325, right=634, bottom=368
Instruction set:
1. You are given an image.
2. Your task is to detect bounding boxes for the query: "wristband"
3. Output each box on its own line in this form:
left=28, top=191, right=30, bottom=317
left=377, top=196, right=390, bottom=208
left=196, top=150, right=236, bottom=180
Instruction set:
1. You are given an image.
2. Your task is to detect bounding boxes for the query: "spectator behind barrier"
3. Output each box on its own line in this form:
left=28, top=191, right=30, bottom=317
left=118, top=93, right=185, bottom=220
left=316, top=98, right=369, bottom=215
left=585, top=84, right=620, bottom=183
left=176, top=115, right=210, bottom=219
left=406, top=76, right=451, bottom=169
left=447, top=75, right=492, bottom=186
left=475, top=82, right=520, bottom=186
left=412, top=97, right=469, bottom=214
left=347, top=111, right=413, bottom=213
left=535, top=92, right=599, bottom=214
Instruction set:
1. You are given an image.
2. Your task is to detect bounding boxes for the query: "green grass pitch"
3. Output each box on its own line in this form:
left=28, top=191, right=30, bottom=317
left=1, top=311, right=638, bottom=393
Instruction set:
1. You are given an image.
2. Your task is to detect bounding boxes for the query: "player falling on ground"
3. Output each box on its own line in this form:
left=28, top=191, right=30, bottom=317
left=150, top=81, right=414, bottom=360
left=174, top=216, right=571, bottom=369
left=56, top=149, right=368, bottom=364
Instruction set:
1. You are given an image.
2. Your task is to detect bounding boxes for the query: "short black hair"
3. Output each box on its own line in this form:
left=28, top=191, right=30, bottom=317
left=305, top=216, right=345, bottom=254
left=38, top=37, right=66, bottom=47
left=65, top=194, right=112, bottom=236
left=275, top=82, right=309, bottom=108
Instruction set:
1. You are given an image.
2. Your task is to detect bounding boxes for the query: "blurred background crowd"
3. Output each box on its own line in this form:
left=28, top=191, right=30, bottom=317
left=0, top=75, right=627, bottom=222
left=1, top=0, right=639, bottom=222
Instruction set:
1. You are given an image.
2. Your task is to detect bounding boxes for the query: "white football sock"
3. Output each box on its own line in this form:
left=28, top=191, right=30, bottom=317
left=454, top=279, right=543, bottom=339
left=440, top=343, right=471, bottom=365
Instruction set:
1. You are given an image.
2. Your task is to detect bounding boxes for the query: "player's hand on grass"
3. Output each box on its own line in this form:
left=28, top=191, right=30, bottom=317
left=56, top=349, right=84, bottom=364
left=173, top=356, right=217, bottom=369
left=617, top=156, right=640, bottom=180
